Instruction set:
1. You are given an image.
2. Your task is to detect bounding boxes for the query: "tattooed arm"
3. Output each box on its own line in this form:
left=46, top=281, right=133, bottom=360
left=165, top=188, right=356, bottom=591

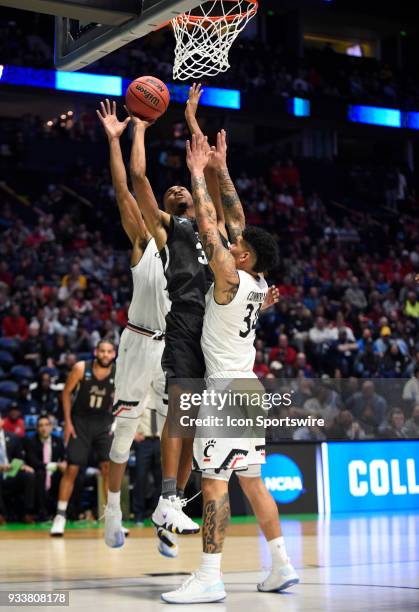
left=186, top=134, right=239, bottom=305
left=185, top=83, right=227, bottom=238
left=211, top=129, right=246, bottom=243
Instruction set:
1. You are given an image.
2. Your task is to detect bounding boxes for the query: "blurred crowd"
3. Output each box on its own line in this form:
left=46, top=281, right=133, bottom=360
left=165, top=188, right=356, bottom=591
left=2, top=17, right=419, bottom=108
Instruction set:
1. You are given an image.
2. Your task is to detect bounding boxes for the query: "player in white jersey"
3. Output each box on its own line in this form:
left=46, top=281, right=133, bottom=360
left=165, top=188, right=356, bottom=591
left=96, top=100, right=177, bottom=557
left=162, top=133, right=299, bottom=603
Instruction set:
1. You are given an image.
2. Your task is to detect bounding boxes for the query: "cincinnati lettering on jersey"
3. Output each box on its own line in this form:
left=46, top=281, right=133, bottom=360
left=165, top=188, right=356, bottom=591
left=134, top=84, right=159, bottom=107
left=246, top=291, right=267, bottom=302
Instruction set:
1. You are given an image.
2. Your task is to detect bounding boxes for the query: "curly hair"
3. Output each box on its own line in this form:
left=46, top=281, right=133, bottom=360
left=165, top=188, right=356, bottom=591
left=242, top=226, right=279, bottom=273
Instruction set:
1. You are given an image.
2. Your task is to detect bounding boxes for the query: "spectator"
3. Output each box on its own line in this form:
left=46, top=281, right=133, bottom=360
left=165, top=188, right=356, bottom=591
left=253, top=350, right=270, bottom=379
left=2, top=404, right=25, bottom=437
left=346, top=381, right=388, bottom=432
left=21, top=321, right=47, bottom=368
left=303, top=380, right=342, bottom=423
left=30, top=372, right=61, bottom=416
left=402, top=367, right=419, bottom=405
left=24, top=415, right=66, bottom=520
left=0, top=412, right=36, bottom=524
left=344, top=277, right=367, bottom=310
left=404, top=291, right=419, bottom=319
left=327, top=409, right=367, bottom=440
left=2, top=303, right=28, bottom=340
left=403, top=404, right=419, bottom=439
left=380, top=409, right=408, bottom=439
left=268, top=334, right=297, bottom=367
left=329, top=328, right=358, bottom=376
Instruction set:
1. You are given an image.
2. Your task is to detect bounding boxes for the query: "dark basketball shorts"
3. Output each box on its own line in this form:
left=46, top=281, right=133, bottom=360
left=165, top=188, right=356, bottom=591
left=67, top=415, right=113, bottom=466
left=162, top=308, right=206, bottom=431
left=162, top=308, right=206, bottom=380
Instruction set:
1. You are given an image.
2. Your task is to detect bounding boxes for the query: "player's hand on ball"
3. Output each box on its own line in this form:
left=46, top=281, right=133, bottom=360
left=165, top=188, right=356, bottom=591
left=96, top=99, right=130, bottom=140
left=186, top=133, right=213, bottom=173
left=123, top=105, right=154, bottom=130
left=186, top=82, right=204, bottom=117
left=64, top=420, right=77, bottom=446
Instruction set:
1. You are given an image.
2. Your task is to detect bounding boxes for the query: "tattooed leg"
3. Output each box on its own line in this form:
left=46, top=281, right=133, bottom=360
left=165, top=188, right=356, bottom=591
left=201, top=478, right=231, bottom=554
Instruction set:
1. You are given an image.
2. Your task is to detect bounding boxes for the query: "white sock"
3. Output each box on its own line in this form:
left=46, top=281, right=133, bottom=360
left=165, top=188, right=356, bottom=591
left=107, top=490, right=121, bottom=509
left=196, top=553, right=222, bottom=582
left=268, top=536, right=289, bottom=567
left=57, top=500, right=68, bottom=515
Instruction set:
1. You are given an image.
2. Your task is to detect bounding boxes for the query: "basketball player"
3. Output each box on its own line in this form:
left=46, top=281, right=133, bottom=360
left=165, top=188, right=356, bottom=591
left=50, top=340, right=116, bottom=536
left=162, top=134, right=299, bottom=603
left=95, top=100, right=176, bottom=557
left=129, top=107, right=227, bottom=535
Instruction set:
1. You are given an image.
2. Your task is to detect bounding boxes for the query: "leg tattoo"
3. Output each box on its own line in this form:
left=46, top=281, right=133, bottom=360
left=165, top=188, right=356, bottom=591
left=202, top=493, right=231, bottom=553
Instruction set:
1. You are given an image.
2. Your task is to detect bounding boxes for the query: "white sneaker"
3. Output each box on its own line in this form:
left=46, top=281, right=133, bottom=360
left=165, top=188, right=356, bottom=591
left=257, top=561, right=300, bottom=592
left=152, top=495, right=200, bottom=535
left=161, top=573, right=226, bottom=603
left=157, top=526, right=178, bottom=558
left=104, top=505, right=125, bottom=548
left=122, top=526, right=130, bottom=537
left=50, top=514, right=66, bottom=537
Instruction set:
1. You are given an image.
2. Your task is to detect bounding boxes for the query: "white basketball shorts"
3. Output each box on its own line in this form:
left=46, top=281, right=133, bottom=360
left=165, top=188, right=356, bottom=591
left=112, top=327, right=167, bottom=420
left=193, top=371, right=266, bottom=473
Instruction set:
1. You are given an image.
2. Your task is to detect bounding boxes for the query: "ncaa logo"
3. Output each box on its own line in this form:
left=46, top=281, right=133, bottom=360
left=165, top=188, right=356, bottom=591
left=261, top=454, right=304, bottom=504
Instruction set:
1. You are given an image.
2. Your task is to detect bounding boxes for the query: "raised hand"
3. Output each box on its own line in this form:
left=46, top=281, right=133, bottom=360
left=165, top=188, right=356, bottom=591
left=261, top=285, right=280, bottom=311
left=123, top=105, right=154, bottom=130
left=186, top=134, right=212, bottom=174
left=186, top=82, right=204, bottom=118
left=96, top=99, right=130, bottom=140
left=208, top=129, right=228, bottom=171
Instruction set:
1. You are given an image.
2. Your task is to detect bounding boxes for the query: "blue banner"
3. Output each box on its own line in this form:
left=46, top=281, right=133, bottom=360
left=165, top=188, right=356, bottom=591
left=325, top=441, right=419, bottom=512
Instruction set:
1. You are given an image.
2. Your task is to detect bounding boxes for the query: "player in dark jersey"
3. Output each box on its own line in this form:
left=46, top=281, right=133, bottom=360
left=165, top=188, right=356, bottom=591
left=129, top=89, right=227, bottom=534
left=50, top=340, right=116, bottom=536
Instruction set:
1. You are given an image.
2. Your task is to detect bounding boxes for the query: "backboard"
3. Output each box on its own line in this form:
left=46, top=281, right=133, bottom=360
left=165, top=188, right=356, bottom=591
left=0, top=1, right=202, bottom=71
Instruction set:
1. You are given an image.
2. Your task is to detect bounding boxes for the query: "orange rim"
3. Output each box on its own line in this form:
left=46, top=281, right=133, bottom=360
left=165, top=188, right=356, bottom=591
left=156, top=0, right=258, bottom=30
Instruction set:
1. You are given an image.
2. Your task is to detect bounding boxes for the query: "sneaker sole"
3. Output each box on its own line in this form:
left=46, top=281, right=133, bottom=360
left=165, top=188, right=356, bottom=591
left=50, top=532, right=64, bottom=537
left=151, top=518, right=200, bottom=535
left=257, top=577, right=300, bottom=593
left=105, top=532, right=125, bottom=549
left=158, top=543, right=179, bottom=559
left=161, top=592, right=226, bottom=604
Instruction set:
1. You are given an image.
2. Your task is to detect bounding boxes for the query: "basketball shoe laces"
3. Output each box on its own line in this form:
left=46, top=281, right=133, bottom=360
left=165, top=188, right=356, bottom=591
left=99, top=491, right=201, bottom=521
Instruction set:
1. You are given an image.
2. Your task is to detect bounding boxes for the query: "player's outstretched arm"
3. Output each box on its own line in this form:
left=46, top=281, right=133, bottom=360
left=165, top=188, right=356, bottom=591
left=62, top=361, right=84, bottom=446
left=211, top=129, right=246, bottom=243
left=186, top=134, right=239, bottom=305
left=96, top=99, right=150, bottom=248
left=185, top=84, right=226, bottom=237
left=129, top=118, right=170, bottom=251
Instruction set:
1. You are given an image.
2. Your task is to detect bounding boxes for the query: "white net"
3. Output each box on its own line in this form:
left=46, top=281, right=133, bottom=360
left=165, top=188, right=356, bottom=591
left=171, top=0, right=258, bottom=81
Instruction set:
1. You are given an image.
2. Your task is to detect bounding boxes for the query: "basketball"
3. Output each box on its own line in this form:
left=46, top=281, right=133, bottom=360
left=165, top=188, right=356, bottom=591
left=125, top=76, right=170, bottom=121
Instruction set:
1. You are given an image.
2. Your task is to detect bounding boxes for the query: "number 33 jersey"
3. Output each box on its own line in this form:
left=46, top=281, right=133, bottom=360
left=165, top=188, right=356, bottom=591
left=201, top=270, right=268, bottom=377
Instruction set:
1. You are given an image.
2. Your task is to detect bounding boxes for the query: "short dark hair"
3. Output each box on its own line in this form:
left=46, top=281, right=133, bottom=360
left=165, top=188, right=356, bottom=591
left=96, top=339, right=116, bottom=351
left=242, top=226, right=279, bottom=273
left=37, top=415, right=51, bottom=425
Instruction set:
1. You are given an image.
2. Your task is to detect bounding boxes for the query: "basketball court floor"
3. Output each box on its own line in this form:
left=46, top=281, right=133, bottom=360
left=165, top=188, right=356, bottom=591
left=1, top=512, right=418, bottom=611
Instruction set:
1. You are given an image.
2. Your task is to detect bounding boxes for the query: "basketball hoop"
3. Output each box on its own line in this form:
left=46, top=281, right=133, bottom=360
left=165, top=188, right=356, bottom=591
left=171, top=0, right=258, bottom=81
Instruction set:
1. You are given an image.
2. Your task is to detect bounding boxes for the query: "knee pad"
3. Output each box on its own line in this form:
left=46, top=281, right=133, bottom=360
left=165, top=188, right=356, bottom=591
left=109, top=417, right=139, bottom=464
left=237, top=464, right=262, bottom=478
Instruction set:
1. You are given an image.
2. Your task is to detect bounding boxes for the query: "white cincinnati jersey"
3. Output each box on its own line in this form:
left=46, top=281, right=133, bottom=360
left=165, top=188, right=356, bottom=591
left=128, top=238, right=170, bottom=331
left=201, top=270, right=268, bottom=377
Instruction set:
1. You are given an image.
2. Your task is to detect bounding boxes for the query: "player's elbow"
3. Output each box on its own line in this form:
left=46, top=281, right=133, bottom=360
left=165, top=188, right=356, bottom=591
left=130, top=165, right=147, bottom=183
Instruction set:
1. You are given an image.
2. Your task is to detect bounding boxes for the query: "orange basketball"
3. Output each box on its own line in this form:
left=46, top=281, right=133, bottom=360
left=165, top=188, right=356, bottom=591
left=125, top=76, right=170, bottom=121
